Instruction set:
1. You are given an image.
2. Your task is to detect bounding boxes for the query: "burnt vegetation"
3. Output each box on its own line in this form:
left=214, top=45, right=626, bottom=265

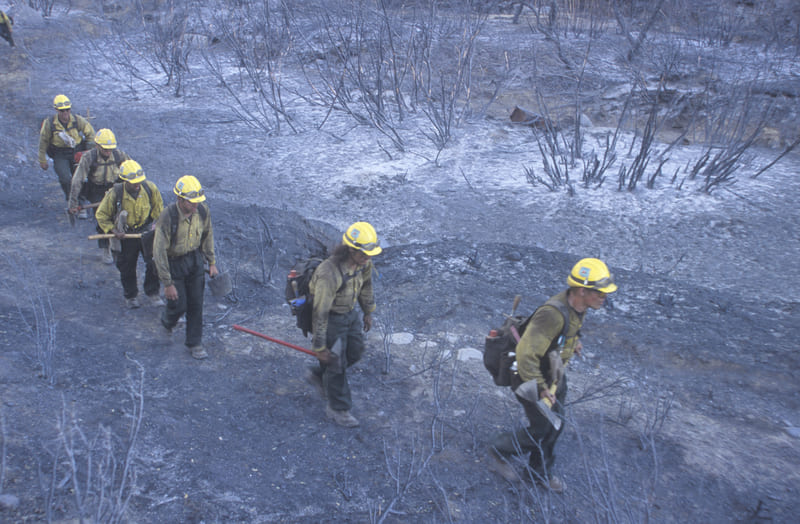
left=1, top=0, right=799, bottom=522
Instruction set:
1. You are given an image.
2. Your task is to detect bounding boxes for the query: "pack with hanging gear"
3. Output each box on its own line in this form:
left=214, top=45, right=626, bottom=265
left=483, top=295, right=571, bottom=387
left=285, top=258, right=365, bottom=337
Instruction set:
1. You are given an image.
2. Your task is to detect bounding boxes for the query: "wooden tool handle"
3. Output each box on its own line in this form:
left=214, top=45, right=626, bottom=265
left=88, top=233, right=143, bottom=240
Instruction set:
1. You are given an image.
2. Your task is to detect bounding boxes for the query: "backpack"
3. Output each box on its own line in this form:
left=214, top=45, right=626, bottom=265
left=285, top=258, right=326, bottom=337
left=83, top=148, right=124, bottom=180
left=285, top=258, right=362, bottom=337
left=483, top=297, right=572, bottom=387
left=141, top=201, right=207, bottom=259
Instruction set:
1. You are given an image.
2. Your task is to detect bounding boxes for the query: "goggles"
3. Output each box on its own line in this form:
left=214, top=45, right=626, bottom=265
left=352, top=239, right=379, bottom=251
left=123, top=168, right=144, bottom=180
left=55, top=103, right=71, bottom=110
left=571, top=274, right=614, bottom=289
left=178, top=188, right=204, bottom=200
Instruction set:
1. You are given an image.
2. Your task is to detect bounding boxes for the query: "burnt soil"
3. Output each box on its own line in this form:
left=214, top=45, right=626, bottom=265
left=1, top=3, right=800, bottom=524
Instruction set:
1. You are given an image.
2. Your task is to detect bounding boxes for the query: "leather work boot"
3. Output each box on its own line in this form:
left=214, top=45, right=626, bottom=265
left=325, top=405, right=359, bottom=428
left=126, top=296, right=141, bottom=309
left=102, top=245, right=113, bottom=264
left=190, top=346, right=209, bottom=360
left=305, top=367, right=326, bottom=398
left=487, top=447, right=520, bottom=483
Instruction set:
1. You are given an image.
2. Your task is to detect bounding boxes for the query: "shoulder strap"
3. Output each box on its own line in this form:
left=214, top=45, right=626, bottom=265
left=113, top=183, right=124, bottom=214
left=541, top=297, right=572, bottom=349
left=169, top=203, right=180, bottom=247
left=112, top=149, right=123, bottom=165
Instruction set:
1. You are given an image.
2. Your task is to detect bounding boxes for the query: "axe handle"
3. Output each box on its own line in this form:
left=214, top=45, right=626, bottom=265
left=232, top=324, right=316, bottom=357
left=541, top=383, right=558, bottom=408
left=88, top=233, right=142, bottom=240
left=81, top=202, right=101, bottom=209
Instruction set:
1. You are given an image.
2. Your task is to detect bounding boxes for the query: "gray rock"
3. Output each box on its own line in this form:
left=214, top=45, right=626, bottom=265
left=0, top=493, right=20, bottom=510
left=785, top=427, right=800, bottom=439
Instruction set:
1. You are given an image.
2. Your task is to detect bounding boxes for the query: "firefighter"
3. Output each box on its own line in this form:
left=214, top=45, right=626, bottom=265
left=306, top=222, right=381, bottom=428
left=68, top=128, right=130, bottom=263
left=489, top=258, right=618, bottom=493
left=153, top=176, right=217, bottom=360
left=95, top=160, right=164, bottom=308
left=38, top=94, right=96, bottom=201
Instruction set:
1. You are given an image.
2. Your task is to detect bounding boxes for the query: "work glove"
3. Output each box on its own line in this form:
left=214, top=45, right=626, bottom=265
left=547, top=350, right=564, bottom=386
left=58, top=131, right=76, bottom=148
left=315, top=348, right=341, bottom=374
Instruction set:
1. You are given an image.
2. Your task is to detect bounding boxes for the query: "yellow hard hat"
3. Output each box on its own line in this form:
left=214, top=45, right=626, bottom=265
left=53, top=94, right=71, bottom=110
left=119, top=160, right=146, bottom=184
left=567, top=258, right=617, bottom=293
left=343, top=221, right=382, bottom=256
left=95, top=128, right=117, bottom=149
left=174, top=175, right=206, bottom=203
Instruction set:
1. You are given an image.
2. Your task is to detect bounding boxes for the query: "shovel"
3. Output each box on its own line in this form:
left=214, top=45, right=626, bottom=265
left=207, top=271, right=232, bottom=297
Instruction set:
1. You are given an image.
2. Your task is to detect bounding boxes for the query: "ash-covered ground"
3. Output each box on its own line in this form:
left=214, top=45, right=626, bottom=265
left=0, top=2, right=799, bottom=522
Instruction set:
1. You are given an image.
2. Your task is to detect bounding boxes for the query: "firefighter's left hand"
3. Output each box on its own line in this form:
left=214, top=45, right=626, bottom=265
left=208, top=264, right=219, bottom=278
left=363, top=313, right=373, bottom=332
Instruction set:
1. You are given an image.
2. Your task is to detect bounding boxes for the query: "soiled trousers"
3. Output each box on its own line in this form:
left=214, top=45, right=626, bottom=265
left=115, top=237, right=159, bottom=299
left=161, top=250, right=205, bottom=348
left=311, top=308, right=365, bottom=411
left=491, top=375, right=567, bottom=480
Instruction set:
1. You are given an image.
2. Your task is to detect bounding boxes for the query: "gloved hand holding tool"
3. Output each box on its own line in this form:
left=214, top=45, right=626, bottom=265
left=510, top=312, right=564, bottom=431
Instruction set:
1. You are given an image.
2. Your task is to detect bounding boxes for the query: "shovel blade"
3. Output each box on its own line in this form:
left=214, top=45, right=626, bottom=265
left=208, top=272, right=232, bottom=297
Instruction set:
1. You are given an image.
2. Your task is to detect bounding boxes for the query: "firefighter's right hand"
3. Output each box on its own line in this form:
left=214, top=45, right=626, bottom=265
left=68, top=207, right=79, bottom=215
left=40, top=161, right=48, bottom=170
left=315, top=348, right=342, bottom=373
left=164, top=285, right=178, bottom=301
left=315, top=348, right=335, bottom=365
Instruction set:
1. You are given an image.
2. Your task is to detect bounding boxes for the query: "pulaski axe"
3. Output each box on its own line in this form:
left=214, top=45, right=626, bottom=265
left=508, top=299, right=563, bottom=431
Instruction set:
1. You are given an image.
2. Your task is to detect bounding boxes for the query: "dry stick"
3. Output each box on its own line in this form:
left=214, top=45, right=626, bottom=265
left=751, top=135, right=800, bottom=179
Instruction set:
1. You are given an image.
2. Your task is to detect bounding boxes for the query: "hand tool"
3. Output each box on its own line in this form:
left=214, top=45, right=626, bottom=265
left=233, top=325, right=342, bottom=372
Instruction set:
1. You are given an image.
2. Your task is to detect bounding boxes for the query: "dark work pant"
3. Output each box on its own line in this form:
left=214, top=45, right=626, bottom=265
left=115, top=237, right=159, bottom=299
left=86, top=182, right=113, bottom=249
left=51, top=151, right=75, bottom=200
left=312, top=308, right=365, bottom=411
left=161, top=250, right=205, bottom=348
left=491, top=375, right=567, bottom=480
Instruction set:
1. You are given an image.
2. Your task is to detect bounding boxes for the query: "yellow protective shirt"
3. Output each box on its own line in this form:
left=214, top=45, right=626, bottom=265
left=515, top=290, right=584, bottom=390
left=68, top=148, right=131, bottom=209
left=152, top=203, right=215, bottom=288
left=309, top=257, right=376, bottom=352
left=95, top=181, right=164, bottom=234
left=38, top=114, right=96, bottom=163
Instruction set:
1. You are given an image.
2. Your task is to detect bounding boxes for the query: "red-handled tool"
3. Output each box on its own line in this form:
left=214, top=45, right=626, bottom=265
left=232, top=324, right=316, bottom=356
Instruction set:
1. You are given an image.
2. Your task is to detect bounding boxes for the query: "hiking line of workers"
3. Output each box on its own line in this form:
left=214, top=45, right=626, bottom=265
left=38, top=94, right=218, bottom=361
left=38, top=94, right=619, bottom=494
